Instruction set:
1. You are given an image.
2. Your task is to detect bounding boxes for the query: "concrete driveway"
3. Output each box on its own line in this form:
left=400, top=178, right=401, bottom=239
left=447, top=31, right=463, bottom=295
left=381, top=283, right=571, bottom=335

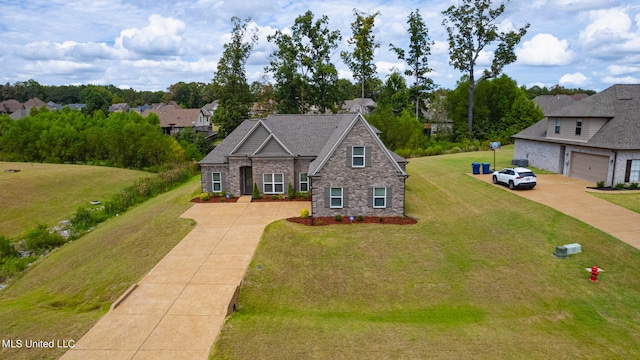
left=475, top=173, right=640, bottom=250
left=61, top=199, right=309, bottom=360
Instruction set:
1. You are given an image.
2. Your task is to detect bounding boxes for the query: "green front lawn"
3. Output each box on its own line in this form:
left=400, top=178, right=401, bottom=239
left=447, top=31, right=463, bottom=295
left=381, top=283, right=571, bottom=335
left=211, top=148, right=640, bottom=359
left=0, top=176, right=201, bottom=360
left=591, top=192, right=640, bottom=215
left=0, top=162, right=150, bottom=239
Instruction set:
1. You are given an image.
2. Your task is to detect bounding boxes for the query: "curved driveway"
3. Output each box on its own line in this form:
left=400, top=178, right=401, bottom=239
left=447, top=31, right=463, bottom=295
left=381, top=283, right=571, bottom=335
left=476, top=173, right=640, bottom=250
left=61, top=199, right=309, bottom=360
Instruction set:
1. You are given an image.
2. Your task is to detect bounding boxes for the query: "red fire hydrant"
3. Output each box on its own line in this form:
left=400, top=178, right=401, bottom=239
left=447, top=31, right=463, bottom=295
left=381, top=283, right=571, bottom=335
left=590, top=266, right=599, bottom=282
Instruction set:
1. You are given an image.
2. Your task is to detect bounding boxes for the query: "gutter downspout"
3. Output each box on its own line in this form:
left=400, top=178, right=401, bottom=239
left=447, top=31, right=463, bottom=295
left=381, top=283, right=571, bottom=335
left=611, top=151, right=617, bottom=187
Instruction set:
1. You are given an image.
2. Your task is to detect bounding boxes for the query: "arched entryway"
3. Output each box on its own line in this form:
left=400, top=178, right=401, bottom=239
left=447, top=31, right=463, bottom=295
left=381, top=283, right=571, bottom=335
left=240, top=166, right=253, bottom=195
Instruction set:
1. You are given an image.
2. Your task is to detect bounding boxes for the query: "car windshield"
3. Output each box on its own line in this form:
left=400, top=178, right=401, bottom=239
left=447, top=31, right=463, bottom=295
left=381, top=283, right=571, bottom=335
left=518, top=171, right=535, bottom=177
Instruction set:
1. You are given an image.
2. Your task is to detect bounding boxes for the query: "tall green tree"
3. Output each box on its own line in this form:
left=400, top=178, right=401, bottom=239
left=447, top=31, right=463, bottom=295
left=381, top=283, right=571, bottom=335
left=390, top=9, right=435, bottom=119
left=341, top=9, right=380, bottom=103
left=267, top=11, right=342, bottom=114
left=447, top=74, right=541, bottom=142
left=212, top=17, right=257, bottom=136
left=442, top=0, right=529, bottom=139
left=79, top=85, right=112, bottom=115
left=376, top=72, right=412, bottom=116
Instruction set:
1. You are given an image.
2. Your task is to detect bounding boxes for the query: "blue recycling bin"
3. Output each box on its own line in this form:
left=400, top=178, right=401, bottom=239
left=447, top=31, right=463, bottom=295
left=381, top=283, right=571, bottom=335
left=482, top=162, right=491, bottom=174
left=472, top=162, right=481, bottom=175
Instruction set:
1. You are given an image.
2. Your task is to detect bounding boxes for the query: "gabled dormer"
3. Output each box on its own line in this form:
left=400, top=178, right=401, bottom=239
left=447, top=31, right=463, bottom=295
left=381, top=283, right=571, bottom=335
left=545, top=116, right=610, bottom=142
left=229, top=119, right=292, bottom=157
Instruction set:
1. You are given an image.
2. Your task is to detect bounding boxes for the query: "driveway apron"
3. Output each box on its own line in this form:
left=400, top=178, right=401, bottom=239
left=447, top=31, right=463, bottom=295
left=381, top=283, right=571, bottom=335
left=61, top=200, right=309, bottom=360
left=478, top=173, right=640, bottom=250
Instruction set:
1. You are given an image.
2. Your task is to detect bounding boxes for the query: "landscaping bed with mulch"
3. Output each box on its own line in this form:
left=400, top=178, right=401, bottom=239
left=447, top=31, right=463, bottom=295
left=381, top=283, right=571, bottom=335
left=287, top=215, right=417, bottom=226
left=251, top=196, right=309, bottom=202
left=190, top=196, right=239, bottom=203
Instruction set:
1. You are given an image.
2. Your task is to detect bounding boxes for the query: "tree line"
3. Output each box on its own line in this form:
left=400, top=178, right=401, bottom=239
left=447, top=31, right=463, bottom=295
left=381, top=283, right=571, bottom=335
left=0, top=107, right=211, bottom=170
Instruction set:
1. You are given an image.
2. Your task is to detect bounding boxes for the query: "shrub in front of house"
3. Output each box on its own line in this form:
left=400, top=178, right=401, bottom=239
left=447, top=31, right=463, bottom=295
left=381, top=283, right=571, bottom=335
left=615, top=183, right=628, bottom=189
left=300, top=208, right=309, bottom=219
left=287, top=183, right=296, bottom=200
left=334, top=214, right=342, bottom=222
left=252, top=183, right=260, bottom=200
left=630, top=183, right=638, bottom=190
left=596, top=180, right=605, bottom=188
left=199, top=192, right=210, bottom=202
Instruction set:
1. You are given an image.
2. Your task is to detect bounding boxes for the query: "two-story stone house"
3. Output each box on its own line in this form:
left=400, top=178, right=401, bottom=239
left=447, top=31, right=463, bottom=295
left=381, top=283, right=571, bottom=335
left=199, top=113, right=409, bottom=217
left=513, top=84, right=640, bottom=186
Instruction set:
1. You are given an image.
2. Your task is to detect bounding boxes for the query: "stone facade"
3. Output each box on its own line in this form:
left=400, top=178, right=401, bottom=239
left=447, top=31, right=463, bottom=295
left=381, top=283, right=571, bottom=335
left=251, top=158, right=295, bottom=195
left=514, top=139, right=563, bottom=173
left=199, top=114, right=408, bottom=217
left=310, top=121, right=406, bottom=217
left=201, top=165, right=230, bottom=194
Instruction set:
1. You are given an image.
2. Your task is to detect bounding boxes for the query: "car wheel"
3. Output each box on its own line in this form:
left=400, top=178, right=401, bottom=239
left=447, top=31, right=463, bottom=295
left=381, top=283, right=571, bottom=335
left=508, top=181, right=515, bottom=190
left=492, top=175, right=498, bottom=184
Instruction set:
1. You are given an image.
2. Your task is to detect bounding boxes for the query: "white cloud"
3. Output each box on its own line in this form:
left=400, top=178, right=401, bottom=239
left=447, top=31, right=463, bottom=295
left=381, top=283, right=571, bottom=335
left=559, top=72, right=589, bottom=86
left=516, top=33, right=574, bottom=66
left=376, top=61, right=406, bottom=76
left=602, top=75, right=640, bottom=84
left=551, top=0, right=618, bottom=11
left=579, top=8, right=633, bottom=47
left=606, top=64, right=640, bottom=76
left=17, top=41, right=121, bottom=61
left=22, top=60, right=99, bottom=76
left=116, top=15, right=186, bottom=57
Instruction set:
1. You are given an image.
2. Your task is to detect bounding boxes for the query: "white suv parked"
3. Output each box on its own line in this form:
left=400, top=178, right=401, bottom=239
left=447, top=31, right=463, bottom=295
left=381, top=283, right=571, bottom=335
left=492, top=167, right=537, bottom=190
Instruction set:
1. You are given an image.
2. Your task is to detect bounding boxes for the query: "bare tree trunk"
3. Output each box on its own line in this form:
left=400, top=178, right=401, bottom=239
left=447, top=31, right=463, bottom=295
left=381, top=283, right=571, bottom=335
left=468, top=67, right=475, bottom=139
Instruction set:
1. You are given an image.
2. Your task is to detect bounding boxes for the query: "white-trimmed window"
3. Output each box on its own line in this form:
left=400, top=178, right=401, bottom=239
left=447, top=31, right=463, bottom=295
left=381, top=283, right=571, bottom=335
left=373, top=187, right=386, bottom=208
left=212, top=172, right=222, bottom=192
left=575, top=119, right=582, bottom=135
left=627, top=160, right=640, bottom=183
left=330, top=187, right=343, bottom=208
left=299, top=172, right=309, bottom=192
left=352, top=146, right=365, bottom=167
left=263, top=173, right=284, bottom=194
left=555, top=119, right=561, bottom=134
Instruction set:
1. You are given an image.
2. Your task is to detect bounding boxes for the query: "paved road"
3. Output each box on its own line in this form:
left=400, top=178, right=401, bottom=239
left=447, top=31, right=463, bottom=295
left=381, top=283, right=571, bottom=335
left=476, top=173, right=640, bottom=250
left=61, top=199, right=309, bottom=360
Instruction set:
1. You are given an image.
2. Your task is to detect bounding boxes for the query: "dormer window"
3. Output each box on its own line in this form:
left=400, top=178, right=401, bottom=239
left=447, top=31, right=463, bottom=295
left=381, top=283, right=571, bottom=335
left=352, top=146, right=365, bottom=167
left=575, top=119, right=582, bottom=135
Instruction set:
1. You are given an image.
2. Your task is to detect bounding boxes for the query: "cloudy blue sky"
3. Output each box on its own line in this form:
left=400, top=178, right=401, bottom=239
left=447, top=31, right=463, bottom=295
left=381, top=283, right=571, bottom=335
left=1, top=0, right=639, bottom=93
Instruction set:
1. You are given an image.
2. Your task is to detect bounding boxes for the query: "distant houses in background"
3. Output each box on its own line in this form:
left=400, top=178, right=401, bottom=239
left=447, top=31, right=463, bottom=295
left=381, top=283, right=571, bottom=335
left=1, top=96, right=453, bottom=141
left=1, top=97, right=87, bottom=120
left=141, top=101, right=217, bottom=138
left=0, top=97, right=218, bottom=139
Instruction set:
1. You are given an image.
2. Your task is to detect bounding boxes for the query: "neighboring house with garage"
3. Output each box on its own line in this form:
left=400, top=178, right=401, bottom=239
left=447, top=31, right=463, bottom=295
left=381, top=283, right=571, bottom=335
left=513, top=84, right=640, bottom=186
left=199, top=113, right=409, bottom=217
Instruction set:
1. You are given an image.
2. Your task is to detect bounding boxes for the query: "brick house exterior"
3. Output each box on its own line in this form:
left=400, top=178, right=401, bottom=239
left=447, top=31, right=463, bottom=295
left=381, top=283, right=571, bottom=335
left=199, top=113, right=409, bottom=217
left=513, top=84, right=640, bottom=186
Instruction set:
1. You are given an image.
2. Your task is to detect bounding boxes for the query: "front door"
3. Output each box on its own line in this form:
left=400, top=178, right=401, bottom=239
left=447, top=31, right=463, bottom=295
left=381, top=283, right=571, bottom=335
left=241, top=166, right=253, bottom=195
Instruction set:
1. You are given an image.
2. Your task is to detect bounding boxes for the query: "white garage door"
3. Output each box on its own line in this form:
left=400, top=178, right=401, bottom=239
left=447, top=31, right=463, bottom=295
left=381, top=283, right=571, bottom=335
left=569, top=152, right=609, bottom=183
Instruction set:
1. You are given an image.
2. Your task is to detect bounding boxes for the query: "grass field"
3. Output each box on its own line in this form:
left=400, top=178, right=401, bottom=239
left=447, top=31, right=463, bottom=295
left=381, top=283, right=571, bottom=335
left=0, top=175, right=202, bottom=360
left=211, top=147, right=640, bottom=359
left=0, top=162, right=151, bottom=239
left=591, top=192, right=640, bottom=215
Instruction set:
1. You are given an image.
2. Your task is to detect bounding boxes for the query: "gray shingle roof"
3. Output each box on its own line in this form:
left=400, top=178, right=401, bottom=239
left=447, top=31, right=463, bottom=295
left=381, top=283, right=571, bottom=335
left=514, top=84, right=640, bottom=150
left=199, top=113, right=408, bottom=175
left=532, top=94, right=582, bottom=114
left=200, top=114, right=354, bottom=165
